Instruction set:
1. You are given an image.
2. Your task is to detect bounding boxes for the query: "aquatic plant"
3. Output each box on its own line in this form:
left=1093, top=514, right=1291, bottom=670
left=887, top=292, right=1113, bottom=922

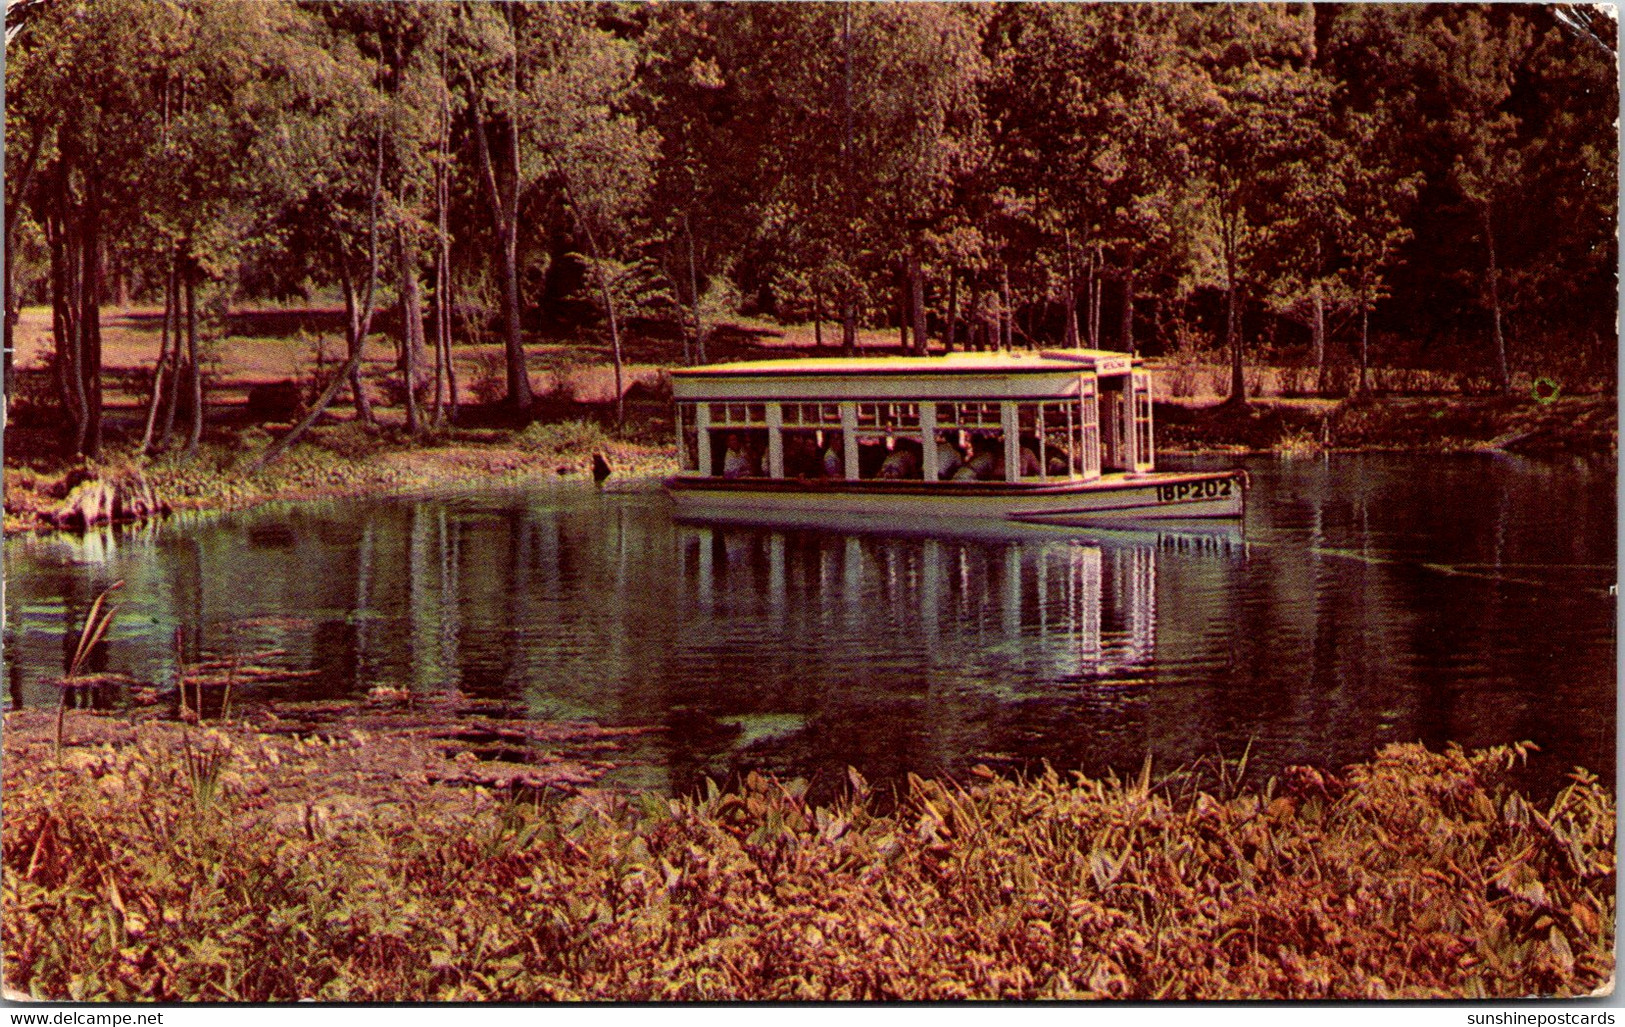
left=1, top=717, right=1611, bottom=1002
left=54, top=582, right=124, bottom=754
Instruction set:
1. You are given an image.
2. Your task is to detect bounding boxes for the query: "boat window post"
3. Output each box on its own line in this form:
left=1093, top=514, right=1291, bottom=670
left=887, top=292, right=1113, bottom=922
left=675, top=403, right=685, bottom=471
left=766, top=402, right=785, bottom=478
left=1001, top=401, right=1019, bottom=482
left=694, top=401, right=712, bottom=475
left=919, top=401, right=937, bottom=481
left=840, top=402, right=859, bottom=481
left=1079, top=374, right=1100, bottom=481
left=1037, top=404, right=1047, bottom=482
left=1064, top=399, right=1075, bottom=480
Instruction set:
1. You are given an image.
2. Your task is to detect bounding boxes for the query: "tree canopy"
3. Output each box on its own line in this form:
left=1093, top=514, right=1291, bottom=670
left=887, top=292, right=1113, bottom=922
left=5, top=1, right=1616, bottom=458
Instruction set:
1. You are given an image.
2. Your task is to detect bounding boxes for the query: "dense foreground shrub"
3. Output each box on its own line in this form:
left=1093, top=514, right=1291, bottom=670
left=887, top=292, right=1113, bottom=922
left=3, top=723, right=1613, bottom=1001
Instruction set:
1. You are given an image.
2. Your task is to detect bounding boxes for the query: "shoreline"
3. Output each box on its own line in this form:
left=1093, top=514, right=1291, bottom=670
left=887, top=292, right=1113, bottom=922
left=3, top=393, right=1615, bottom=537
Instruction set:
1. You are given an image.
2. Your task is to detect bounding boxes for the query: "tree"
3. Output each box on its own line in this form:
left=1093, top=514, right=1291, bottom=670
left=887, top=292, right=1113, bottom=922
left=985, top=3, right=1193, bottom=355
left=6, top=0, right=173, bottom=457
left=1417, top=9, right=1535, bottom=393
left=521, top=2, right=656, bottom=424
left=1180, top=4, right=1330, bottom=405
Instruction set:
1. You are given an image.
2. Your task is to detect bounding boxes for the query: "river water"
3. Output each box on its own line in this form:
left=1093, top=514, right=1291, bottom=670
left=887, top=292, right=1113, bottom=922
left=3, top=453, right=1615, bottom=800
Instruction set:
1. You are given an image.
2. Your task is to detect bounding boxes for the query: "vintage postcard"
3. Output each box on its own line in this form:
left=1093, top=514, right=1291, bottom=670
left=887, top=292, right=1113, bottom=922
left=1, top=0, right=1615, bottom=1006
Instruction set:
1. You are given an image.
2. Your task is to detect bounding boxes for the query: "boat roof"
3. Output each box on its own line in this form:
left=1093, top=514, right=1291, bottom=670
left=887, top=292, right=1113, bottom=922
left=671, top=349, right=1139, bottom=379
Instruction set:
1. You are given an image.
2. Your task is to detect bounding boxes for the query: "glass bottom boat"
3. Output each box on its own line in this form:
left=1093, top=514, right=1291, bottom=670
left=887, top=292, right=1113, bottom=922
left=665, top=349, right=1244, bottom=528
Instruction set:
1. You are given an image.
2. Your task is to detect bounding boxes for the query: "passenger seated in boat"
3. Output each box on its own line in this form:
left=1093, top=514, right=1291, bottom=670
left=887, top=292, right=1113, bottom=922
left=878, top=441, right=923, bottom=479
left=1019, top=445, right=1042, bottom=478
left=953, top=436, right=1004, bottom=481
left=822, top=433, right=844, bottom=477
left=857, top=440, right=890, bottom=478
left=785, top=432, right=823, bottom=477
left=723, top=434, right=755, bottom=478
left=935, top=432, right=964, bottom=480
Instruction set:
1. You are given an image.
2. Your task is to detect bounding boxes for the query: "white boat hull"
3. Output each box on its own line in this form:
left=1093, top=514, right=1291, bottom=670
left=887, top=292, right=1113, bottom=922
left=666, top=469, right=1244, bottom=529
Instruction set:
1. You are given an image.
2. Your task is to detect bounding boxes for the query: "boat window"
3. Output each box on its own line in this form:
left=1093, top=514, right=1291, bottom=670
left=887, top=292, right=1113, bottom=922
left=1132, top=371, right=1155, bottom=472
left=947, top=432, right=1006, bottom=481
left=709, top=402, right=768, bottom=427
left=936, top=401, right=1002, bottom=429
left=1013, top=405, right=1046, bottom=480
left=1078, top=381, right=1102, bottom=480
left=710, top=429, right=767, bottom=478
left=782, top=403, right=842, bottom=427
left=1040, top=401, right=1081, bottom=479
left=1099, top=378, right=1130, bottom=472
left=782, top=429, right=841, bottom=478
left=855, top=402, right=919, bottom=433
left=856, top=435, right=924, bottom=480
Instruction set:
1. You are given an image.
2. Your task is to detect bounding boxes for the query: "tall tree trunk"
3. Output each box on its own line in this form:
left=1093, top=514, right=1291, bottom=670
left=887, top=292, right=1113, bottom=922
left=944, top=272, right=958, bottom=353
left=1120, top=257, right=1135, bottom=356
left=183, top=268, right=203, bottom=458
left=964, top=285, right=980, bottom=350
left=430, top=186, right=446, bottom=429
left=1358, top=279, right=1370, bottom=395
left=1482, top=203, right=1510, bottom=393
left=897, top=264, right=909, bottom=351
left=3, top=128, right=45, bottom=397
left=1091, top=255, right=1104, bottom=351
left=158, top=253, right=181, bottom=448
left=432, top=28, right=453, bottom=429
left=999, top=263, right=1012, bottom=350
left=80, top=178, right=102, bottom=459
left=139, top=245, right=178, bottom=456
left=1225, top=220, right=1245, bottom=405
left=1227, top=286, right=1244, bottom=403
left=399, top=226, right=424, bottom=438
left=471, top=87, right=532, bottom=414
left=46, top=193, right=86, bottom=457
left=910, top=250, right=927, bottom=355
left=1084, top=250, right=1097, bottom=349
left=684, top=214, right=703, bottom=364
left=1312, top=280, right=1327, bottom=394
left=601, top=268, right=625, bottom=427
left=839, top=6, right=857, bottom=360
left=343, top=275, right=373, bottom=425
left=1063, top=229, right=1079, bottom=348
left=438, top=262, right=458, bottom=425
left=813, top=292, right=823, bottom=350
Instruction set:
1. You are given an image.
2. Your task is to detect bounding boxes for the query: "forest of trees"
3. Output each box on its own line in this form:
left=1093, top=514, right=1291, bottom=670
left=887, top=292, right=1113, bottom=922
left=4, top=0, right=1617, bottom=460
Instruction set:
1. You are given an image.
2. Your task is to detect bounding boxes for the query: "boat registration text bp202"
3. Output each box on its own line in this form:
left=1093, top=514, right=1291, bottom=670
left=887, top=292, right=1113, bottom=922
left=1157, top=478, right=1236, bottom=504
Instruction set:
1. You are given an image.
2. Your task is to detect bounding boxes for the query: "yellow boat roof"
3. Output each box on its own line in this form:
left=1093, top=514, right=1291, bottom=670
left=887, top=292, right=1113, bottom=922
left=672, top=349, right=1138, bottom=378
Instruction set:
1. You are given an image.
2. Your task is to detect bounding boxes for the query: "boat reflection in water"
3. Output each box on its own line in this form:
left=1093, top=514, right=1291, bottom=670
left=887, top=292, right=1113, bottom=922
left=678, top=522, right=1176, bottom=685
left=654, top=518, right=1243, bottom=798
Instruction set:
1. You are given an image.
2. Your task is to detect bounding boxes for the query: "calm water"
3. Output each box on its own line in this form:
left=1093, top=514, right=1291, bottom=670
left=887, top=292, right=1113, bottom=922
left=4, top=454, right=1615, bottom=800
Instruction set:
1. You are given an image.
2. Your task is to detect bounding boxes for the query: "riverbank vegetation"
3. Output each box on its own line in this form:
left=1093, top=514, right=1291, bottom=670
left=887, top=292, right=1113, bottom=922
left=3, top=704, right=1612, bottom=1001
left=5, top=2, right=1615, bottom=471
left=5, top=383, right=1612, bottom=532
left=2, top=418, right=671, bottom=534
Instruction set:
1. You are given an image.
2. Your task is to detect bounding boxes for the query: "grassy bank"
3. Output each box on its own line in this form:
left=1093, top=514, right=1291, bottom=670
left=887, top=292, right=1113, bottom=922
left=1158, top=394, right=1617, bottom=458
left=3, top=706, right=1612, bottom=1001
